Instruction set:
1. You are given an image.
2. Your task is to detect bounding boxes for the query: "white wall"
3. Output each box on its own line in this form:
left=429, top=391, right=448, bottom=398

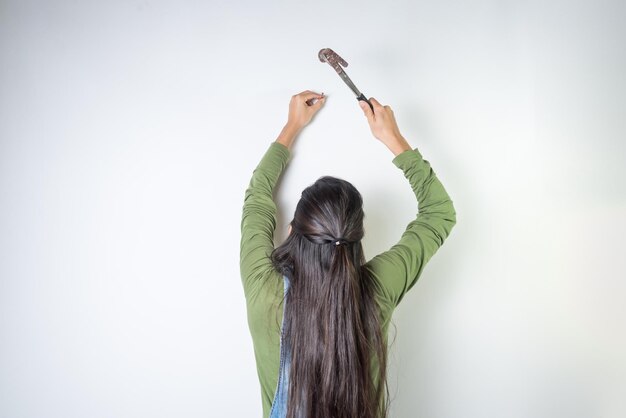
left=1, top=1, right=624, bottom=417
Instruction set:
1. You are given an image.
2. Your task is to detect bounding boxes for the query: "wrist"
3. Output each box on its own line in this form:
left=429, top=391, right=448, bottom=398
left=284, top=121, right=302, bottom=132
left=275, top=122, right=301, bottom=149
left=385, top=135, right=411, bottom=156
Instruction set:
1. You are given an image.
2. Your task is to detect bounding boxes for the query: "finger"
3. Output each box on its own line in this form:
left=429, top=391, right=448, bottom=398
left=307, top=94, right=326, bottom=109
left=359, top=100, right=374, bottom=120
left=305, top=93, right=326, bottom=107
left=300, top=91, right=324, bottom=101
left=369, top=97, right=385, bottom=111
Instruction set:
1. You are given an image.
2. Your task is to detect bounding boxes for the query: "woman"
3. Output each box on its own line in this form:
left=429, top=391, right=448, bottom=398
left=240, top=90, right=457, bottom=418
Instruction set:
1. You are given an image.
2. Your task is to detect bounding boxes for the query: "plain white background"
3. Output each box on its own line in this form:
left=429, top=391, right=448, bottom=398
left=1, top=0, right=624, bottom=417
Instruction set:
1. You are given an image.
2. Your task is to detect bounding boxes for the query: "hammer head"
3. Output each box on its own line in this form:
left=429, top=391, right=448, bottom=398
left=318, top=48, right=349, bottom=74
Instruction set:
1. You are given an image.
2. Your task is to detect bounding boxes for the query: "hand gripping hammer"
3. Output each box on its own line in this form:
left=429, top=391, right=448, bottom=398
left=318, top=48, right=374, bottom=112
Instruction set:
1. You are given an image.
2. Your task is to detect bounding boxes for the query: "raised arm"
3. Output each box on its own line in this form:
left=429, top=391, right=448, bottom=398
left=240, top=91, right=326, bottom=296
left=358, top=98, right=457, bottom=307
left=240, top=141, right=290, bottom=295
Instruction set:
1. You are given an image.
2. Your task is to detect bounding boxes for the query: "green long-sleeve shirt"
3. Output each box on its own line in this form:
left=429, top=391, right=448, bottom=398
left=240, top=142, right=456, bottom=417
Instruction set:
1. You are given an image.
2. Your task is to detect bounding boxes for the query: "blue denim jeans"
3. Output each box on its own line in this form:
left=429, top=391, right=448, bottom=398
left=269, top=276, right=291, bottom=418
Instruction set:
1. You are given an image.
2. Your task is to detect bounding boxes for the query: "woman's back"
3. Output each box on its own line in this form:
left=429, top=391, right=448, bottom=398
left=240, top=92, right=456, bottom=417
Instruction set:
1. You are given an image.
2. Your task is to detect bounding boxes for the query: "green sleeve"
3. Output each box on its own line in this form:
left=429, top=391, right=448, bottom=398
left=365, top=147, right=457, bottom=307
left=240, top=142, right=290, bottom=296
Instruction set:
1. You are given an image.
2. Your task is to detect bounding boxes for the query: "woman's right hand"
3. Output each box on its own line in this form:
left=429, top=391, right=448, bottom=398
left=359, top=98, right=412, bottom=156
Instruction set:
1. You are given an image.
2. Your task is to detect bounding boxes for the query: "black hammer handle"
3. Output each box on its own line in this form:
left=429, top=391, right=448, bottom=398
left=356, top=93, right=374, bottom=113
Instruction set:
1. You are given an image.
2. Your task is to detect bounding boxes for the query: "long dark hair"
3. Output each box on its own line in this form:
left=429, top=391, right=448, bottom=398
left=271, top=176, right=389, bottom=418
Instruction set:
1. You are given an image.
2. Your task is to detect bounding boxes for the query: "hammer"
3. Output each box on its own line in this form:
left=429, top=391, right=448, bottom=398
left=318, top=48, right=374, bottom=112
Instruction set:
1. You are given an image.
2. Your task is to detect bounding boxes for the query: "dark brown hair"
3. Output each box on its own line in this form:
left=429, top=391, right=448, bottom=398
left=271, top=176, right=389, bottom=418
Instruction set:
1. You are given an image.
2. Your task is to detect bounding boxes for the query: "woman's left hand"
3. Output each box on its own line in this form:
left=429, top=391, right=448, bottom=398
left=286, top=90, right=326, bottom=132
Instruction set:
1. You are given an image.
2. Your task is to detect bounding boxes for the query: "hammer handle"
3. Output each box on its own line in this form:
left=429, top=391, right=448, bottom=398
left=357, top=93, right=374, bottom=113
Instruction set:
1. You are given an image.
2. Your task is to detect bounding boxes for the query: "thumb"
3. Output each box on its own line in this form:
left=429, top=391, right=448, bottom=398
left=313, top=95, right=326, bottom=110
left=359, top=99, right=373, bottom=120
